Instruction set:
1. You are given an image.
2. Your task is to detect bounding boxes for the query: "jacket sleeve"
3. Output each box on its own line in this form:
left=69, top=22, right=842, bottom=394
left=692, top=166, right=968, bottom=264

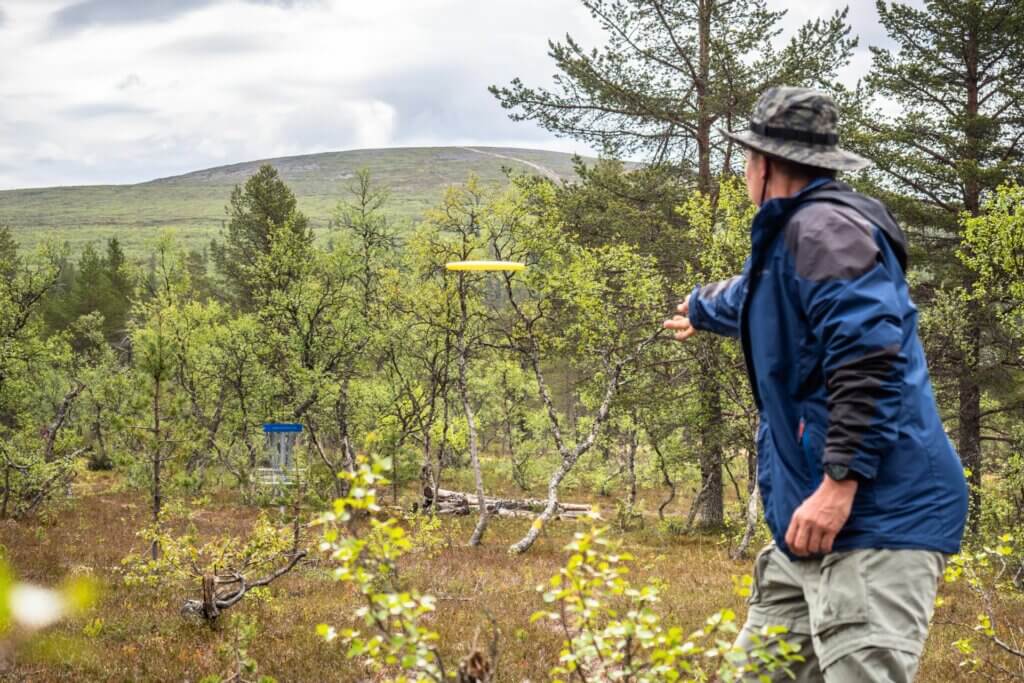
left=687, top=265, right=748, bottom=339
left=791, top=207, right=905, bottom=480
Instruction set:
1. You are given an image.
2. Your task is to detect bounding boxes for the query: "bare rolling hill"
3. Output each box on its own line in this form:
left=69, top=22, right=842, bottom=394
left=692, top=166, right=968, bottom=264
left=0, top=146, right=591, bottom=255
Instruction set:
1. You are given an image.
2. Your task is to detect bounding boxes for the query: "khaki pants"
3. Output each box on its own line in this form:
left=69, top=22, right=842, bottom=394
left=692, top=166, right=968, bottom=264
left=735, top=544, right=945, bottom=682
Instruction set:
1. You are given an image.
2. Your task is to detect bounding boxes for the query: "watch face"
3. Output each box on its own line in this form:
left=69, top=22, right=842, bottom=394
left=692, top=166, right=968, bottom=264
left=826, top=464, right=850, bottom=481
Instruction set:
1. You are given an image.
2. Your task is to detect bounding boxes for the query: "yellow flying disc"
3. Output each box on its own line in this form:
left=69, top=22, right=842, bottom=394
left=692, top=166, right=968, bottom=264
left=445, top=260, right=526, bottom=272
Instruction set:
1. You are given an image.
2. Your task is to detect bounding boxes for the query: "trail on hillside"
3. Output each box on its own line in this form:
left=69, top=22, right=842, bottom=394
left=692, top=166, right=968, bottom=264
left=460, top=147, right=563, bottom=182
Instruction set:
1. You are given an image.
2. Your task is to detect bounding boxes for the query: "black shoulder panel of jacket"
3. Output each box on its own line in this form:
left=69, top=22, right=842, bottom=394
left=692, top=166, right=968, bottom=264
left=802, top=182, right=909, bottom=272
left=783, top=201, right=879, bottom=281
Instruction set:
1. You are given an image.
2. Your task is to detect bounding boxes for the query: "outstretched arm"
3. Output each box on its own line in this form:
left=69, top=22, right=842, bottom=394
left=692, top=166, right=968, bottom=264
left=664, top=269, right=747, bottom=341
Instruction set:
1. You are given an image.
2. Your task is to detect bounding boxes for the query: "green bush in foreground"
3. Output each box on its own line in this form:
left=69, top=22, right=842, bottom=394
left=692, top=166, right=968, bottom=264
left=316, top=454, right=801, bottom=682
left=939, top=533, right=1024, bottom=675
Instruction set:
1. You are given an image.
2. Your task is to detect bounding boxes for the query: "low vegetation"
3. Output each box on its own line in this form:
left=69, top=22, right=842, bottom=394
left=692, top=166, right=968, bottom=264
left=0, top=463, right=1021, bottom=681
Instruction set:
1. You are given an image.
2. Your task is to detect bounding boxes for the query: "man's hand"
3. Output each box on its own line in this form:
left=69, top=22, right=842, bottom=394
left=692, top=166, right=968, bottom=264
left=784, top=477, right=858, bottom=556
left=664, top=299, right=697, bottom=341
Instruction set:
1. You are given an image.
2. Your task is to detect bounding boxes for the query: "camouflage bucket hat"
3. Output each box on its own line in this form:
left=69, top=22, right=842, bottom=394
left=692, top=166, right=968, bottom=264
left=721, top=87, right=871, bottom=172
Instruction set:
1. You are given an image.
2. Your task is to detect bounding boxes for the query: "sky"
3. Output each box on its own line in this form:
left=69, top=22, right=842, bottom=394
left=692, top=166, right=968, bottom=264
left=0, top=0, right=913, bottom=190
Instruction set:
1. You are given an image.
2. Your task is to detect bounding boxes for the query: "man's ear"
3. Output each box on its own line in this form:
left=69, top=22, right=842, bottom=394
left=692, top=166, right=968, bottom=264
left=759, top=156, right=771, bottom=206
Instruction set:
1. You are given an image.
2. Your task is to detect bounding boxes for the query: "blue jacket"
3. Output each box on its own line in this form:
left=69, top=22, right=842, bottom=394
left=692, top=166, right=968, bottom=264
left=688, top=179, right=968, bottom=558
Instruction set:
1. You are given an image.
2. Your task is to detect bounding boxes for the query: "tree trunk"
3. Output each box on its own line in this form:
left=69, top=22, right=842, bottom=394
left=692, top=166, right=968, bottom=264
left=456, top=273, right=490, bottom=546
left=334, top=376, right=357, bottom=498
left=959, top=21, right=983, bottom=533
left=508, top=345, right=644, bottom=554
left=693, top=0, right=723, bottom=531
left=653, top=440, right=676, bottom=521
left=959, top=318, right=982, bottom=531
left=732, top=479, right=761, bottom=560
left=695, top=0, right=712, bottom=197
left=747, top=442, right=757, bottom=495
left=44, top=382, right=84, bottom=463
left=508, top=454, right=576, bottom=554
left=625, top=428, right=638, bottom=510
left=151, top=375, right=163, bottom=561
left=694, top=344, right=724, bottom=529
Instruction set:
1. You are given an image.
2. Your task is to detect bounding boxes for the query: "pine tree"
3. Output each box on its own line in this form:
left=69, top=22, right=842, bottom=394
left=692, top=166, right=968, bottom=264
left=211, top=164, right=313, bottom=310
left=490, top=0, right=855, bottom=193
left=0, top=225, right=18, bottom=279
left=850, top=0, right=1024, bottom=522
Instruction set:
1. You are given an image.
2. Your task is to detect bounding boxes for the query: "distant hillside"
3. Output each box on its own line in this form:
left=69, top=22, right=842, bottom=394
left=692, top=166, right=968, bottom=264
left=0, top=147, right=591, bottom=256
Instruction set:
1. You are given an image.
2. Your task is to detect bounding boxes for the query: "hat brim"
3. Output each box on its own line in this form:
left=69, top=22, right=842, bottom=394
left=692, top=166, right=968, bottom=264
left=721, top=128, right=872, bottom=172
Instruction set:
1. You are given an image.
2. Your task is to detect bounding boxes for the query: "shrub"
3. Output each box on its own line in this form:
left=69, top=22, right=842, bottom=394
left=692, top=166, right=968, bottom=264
left=316, top=454, right=801, bottom=682
left=938, top=533, right=1024, bottom=675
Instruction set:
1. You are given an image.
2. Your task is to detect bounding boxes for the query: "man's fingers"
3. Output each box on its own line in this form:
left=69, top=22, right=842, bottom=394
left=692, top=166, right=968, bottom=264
left=788, top=515, right=811, bottom=556
left=807, top=525, right=826, bottom=556
left=662, top=315, right=696, bottom=341
left=793, top=523, right=810, bottom=556
left=665, top=297, right=695, bottom=342
left=820, top=530, right=837, bottom=555
left=671, top=328, right=695, bottom=341
left=785, top=515, right=798, bottom=551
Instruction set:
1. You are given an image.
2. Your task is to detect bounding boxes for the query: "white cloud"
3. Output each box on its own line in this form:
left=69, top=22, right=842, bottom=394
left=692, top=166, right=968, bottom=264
left=0, top=0, right=925, bottom=190
left=0, top=0, right=607, bottom=188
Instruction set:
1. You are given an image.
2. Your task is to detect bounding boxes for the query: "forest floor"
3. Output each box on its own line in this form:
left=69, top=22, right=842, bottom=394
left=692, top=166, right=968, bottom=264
left=0, top=467, right=1020, bottom=682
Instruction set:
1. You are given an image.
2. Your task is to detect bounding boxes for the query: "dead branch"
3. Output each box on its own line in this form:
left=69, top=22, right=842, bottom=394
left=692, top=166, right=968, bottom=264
left=44, top=382, right=85, bottom=463
left=181, top=550, right=307, bottom=622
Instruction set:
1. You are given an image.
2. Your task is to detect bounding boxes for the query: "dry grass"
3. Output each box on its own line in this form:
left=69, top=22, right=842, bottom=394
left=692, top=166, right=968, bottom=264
left=0, top=471, right=1020, bottom=682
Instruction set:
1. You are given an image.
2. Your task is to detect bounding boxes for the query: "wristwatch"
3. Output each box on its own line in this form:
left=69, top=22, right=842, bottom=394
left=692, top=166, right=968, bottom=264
left=824, top=463, right=854, bottom=482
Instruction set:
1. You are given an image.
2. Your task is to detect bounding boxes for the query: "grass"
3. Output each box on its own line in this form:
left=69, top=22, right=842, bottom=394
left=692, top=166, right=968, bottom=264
left=0, top=147, right=589, bottom=258
left=0, top=465, right=1019, bottom=681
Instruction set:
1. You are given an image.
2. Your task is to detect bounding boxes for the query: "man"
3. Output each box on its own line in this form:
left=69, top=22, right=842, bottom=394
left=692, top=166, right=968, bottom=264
left=664, top=87, right=968, bottom=681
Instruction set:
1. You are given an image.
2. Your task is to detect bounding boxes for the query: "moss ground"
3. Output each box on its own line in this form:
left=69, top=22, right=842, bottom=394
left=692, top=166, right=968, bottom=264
left=0, top=468, right=1017, bottom=681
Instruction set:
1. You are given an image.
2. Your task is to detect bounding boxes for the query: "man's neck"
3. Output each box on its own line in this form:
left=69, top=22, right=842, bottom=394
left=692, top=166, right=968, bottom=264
left=763, top=175, right=822, bottom=203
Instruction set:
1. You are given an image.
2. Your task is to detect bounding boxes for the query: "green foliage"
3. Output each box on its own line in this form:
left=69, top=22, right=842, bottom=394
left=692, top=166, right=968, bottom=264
left=960, top=184, right=1024, bottom=331
left=490, top=0, right=855, bottom=172
left=212, top=164, right=313, bottom=310
left=40, top=238, right=131, bottom=347
left=403, top=513, right=447, bottom=559
left=938, top=533, right=1024, bottom=674
left=555, top=160, right=687, bottom=277
left=316, top=452, right=799, bottom=682
left=613, top=499, right=645, bottom=532
left=856, top=0, right=1024, bottom=224
left=122, top=510, right=294, bottom=588
left=81, top=617, right=104, bottom=638
left=0, top=239, right=86, bottom=520
left=317, top=455, right=446, bottom=682
left=669, top=177, right=757, bottom=530
left=532, top=523, right=801, bottom=682
left=201, top=614, right=278, bottom=683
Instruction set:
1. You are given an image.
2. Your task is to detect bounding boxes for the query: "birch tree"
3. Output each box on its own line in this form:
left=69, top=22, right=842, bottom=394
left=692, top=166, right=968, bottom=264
left=490, top=180, right=665, bottom=553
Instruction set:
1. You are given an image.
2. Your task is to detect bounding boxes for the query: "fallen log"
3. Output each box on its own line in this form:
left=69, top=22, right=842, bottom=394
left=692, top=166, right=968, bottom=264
left=429, top=489, right=590, bottom=519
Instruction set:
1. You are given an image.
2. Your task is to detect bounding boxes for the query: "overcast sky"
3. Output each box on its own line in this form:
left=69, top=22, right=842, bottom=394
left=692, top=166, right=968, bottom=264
left=0, top=0, right=911, bottom=190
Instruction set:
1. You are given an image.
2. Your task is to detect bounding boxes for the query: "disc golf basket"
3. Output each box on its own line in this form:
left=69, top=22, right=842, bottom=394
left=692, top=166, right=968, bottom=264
left=257, top=423, right=303, bottom=489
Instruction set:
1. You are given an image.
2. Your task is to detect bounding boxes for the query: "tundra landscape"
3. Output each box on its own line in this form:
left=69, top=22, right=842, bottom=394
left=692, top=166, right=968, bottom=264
left=1, top=0, right=1024, bottom=681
